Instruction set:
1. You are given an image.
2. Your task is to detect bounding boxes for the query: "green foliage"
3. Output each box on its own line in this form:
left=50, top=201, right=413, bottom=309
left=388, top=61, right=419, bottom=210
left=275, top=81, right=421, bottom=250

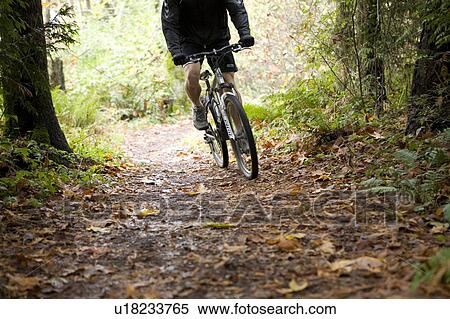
left=0, top=137, right=105, bottom=204
left=63, top=0, right=186, bottom=121
left=420, top=0, right=450, bottom=48
left=394, top=149, right=418, bottom=168
left=244, top=103, right=281, bottom=122
left=363, top=129, right=450, bottom=217
left=44, top=5, right=78, bottom=53
left=65, top=127, right=122, bottom=163
left=52, top=88, right=99, bottom=128
left=261, top=72, right=365, bottom=135
left=412, top=248, right=450, bottom=291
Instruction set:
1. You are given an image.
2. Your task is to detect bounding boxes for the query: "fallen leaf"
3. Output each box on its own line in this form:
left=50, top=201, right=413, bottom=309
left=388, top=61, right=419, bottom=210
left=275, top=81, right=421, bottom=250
left=7, top=275, right=41, bottom=291
left=369, top=131, right=384, bottom=139
left=86, top=225, right=110, bottom=234
left=329, top=259, right=355, bottom=272
left=204, top=222, right=235, bottom=229
left=246, top=234, right=266, bottom=243
left=285, top=233, right=306, bottom=240
left=354, top=256, right=384, bottom=272
left=319, top=240, right=335, bottom=254
left=137, top=208, right=160, bottom=219
left=430, top=222, right=449, bottom=234
left=330, top=256, right=384, bottom=273
left=176, top=151, right=189, bottom=157
left=223, top=243, right=246, bottom=253
left=277, top=236, right=300, bottom=251
left=181, top=183, right=209, bottom=196
left=316, top=174, right=331, bottom=181
left=288, top=184, right=302, bottom=196
left=276, top=279, right=308, bottom=294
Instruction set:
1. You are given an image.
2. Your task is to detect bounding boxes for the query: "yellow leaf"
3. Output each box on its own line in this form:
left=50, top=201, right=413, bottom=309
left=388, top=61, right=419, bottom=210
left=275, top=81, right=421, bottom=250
left=285, top=233, right=306, bottom=240
left=276, top=279, right=308, bottom=294
left=181, top=183, right=209, bottom=196
left=137, top=208, right=160, bottom=219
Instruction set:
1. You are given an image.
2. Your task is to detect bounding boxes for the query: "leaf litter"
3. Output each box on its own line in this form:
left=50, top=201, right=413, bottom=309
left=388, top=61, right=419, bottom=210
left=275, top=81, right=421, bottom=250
left=0, top=119, right=448, bottom=298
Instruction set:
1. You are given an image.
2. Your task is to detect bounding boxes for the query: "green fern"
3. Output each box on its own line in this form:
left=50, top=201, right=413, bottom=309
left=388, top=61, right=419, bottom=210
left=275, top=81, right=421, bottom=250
left=394, top=149, right=418, bottom=168
left=361, top=177, right=385, bottom=188
left=368, top=186, right=398, bottom=194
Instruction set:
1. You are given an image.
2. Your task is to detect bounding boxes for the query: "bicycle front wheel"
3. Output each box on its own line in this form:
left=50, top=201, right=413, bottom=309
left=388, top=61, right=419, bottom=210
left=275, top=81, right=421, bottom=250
left=206, top=100, right=229, bottom=168
left=225, top=94, right=258, bottom=179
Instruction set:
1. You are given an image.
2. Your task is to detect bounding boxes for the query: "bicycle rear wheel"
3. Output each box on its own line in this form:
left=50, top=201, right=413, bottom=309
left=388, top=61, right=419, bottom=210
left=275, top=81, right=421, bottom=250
left=225, top=94, right=258, bottom=179
left=206, top=99, right=229, bottom=168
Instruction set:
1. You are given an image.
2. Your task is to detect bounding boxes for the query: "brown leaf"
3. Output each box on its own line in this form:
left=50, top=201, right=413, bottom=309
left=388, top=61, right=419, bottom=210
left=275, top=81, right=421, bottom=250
left=246, top=234, right=266, bottom=244
left=277, top=236, right=300, bottom=251
left=7, top=275, right=41, bottom=291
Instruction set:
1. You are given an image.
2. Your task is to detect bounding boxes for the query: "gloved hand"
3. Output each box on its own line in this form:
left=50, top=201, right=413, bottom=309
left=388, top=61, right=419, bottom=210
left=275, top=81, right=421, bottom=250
left=172, top=53, right=186, bottom=66
left=239, top=35, right=255, bottom=47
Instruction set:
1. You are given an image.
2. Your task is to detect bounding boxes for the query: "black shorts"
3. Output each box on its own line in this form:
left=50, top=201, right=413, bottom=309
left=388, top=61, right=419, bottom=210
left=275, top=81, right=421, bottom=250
left=181, top=40, right=238, bottom=73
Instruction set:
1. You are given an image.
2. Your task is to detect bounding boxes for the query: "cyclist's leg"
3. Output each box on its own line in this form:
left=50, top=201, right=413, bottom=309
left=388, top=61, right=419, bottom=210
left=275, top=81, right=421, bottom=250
left=223, top=72, right=242, bottom=104
left=183, top=62, right=202, bottom=106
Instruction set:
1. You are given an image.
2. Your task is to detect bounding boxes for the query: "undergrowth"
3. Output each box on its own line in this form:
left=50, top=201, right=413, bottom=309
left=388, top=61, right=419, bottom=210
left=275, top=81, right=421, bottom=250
left=0, top=137, right=113, bottom=209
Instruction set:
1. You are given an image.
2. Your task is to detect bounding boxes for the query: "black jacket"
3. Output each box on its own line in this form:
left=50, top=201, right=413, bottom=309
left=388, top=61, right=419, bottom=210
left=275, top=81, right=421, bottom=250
left=161, top=0, right=251, bottom=56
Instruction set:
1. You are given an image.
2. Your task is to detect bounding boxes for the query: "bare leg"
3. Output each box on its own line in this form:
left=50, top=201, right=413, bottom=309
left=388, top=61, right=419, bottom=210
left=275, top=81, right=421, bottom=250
left=184, top=62, right=202, bottom=106
left=223, top=72, right=242, bottom=104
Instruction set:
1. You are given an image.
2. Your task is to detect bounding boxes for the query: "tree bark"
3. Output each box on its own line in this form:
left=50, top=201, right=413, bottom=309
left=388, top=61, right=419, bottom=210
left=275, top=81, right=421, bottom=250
left=406, top=20, right=450, bottom=134
left=50, top=58, right=66, bottom=91
left=361, top=0, right=387, bottom=116
left=0, top=0, right=71, bottom=152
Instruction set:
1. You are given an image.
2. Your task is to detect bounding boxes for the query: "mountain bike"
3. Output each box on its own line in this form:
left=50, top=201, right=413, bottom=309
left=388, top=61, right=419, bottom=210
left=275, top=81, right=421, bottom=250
left=185, top=43, right=258, bottom=180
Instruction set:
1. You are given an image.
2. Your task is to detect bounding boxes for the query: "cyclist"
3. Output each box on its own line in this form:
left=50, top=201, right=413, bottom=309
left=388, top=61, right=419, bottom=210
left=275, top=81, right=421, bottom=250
left=161, top=0, right=255, bottom=130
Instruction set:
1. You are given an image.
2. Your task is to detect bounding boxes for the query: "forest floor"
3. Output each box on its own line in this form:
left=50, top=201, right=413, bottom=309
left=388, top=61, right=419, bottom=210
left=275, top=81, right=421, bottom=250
left=1, top=118, right=448, bottom=298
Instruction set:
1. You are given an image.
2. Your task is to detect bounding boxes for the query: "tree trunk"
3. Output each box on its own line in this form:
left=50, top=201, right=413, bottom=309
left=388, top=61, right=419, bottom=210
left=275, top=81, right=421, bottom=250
left=0, top=0, right=71, bottom=152
left=361, top=0, right=387, bottom=116
left=50, top=58, right=66, bottom=91
left=406, top=21, right=450, bottom=135
left=334, top=0, right=354, bottom=91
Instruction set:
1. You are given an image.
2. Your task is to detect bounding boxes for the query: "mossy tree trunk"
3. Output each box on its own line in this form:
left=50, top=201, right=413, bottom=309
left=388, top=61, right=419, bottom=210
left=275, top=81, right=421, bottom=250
left=0, top=0, right=71, bottom=152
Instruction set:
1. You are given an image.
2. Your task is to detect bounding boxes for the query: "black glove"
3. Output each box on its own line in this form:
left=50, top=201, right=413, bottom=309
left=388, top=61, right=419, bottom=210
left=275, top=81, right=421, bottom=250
left=172, top=53, right=186, bottom=66
left=239, top=35, right=255, bottom=47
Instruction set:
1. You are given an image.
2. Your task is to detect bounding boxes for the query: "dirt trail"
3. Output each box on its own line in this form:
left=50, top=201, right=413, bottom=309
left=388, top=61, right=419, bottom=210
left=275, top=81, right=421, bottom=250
left=1, top=119, right=447, bottom=298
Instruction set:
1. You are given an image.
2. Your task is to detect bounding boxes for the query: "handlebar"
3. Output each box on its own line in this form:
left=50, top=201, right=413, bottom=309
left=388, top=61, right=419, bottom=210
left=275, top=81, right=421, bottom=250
left=185, top=43, right=249, bottom=64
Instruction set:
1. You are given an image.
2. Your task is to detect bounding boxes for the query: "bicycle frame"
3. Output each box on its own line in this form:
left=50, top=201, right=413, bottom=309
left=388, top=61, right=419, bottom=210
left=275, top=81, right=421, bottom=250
left=185, top=43, right=247, bottom=141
